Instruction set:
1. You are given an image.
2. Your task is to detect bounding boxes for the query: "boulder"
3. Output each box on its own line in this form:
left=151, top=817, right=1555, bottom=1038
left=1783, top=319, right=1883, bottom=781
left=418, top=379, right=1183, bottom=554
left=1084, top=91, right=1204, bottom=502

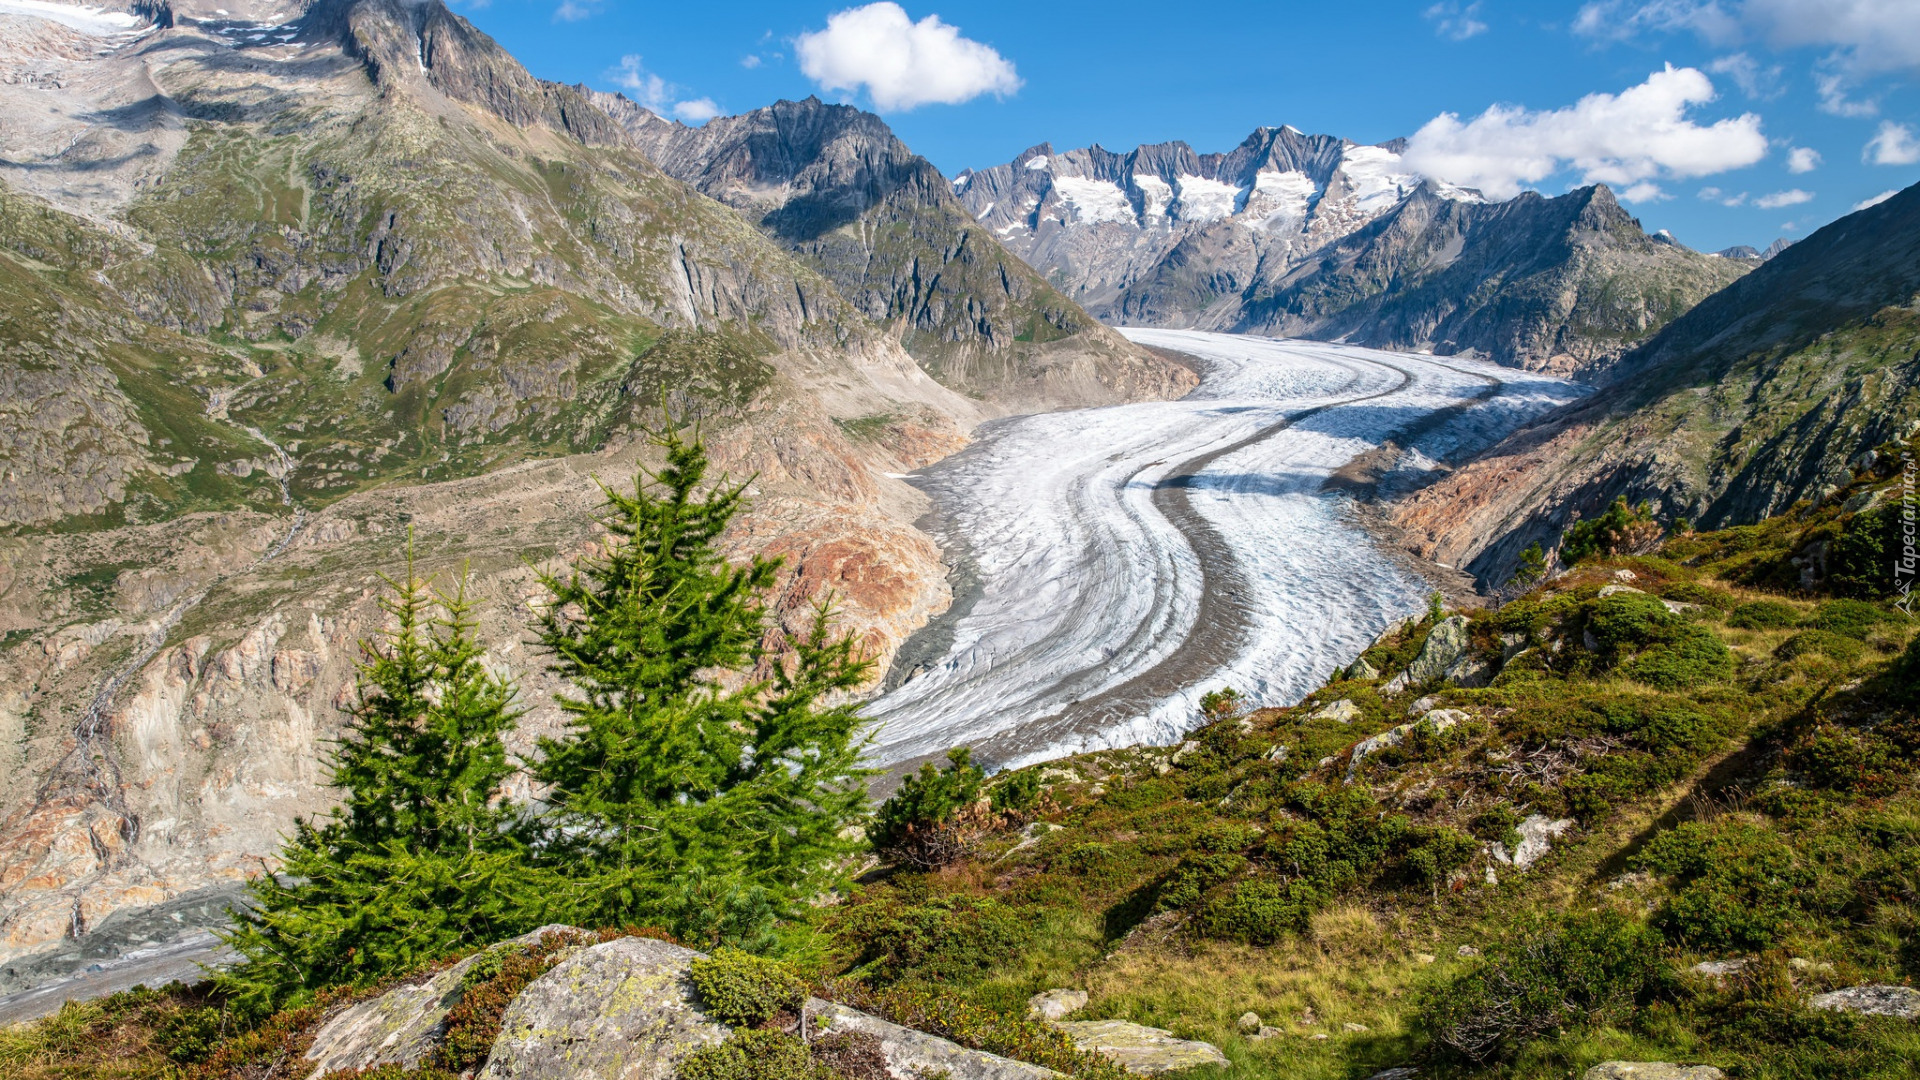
left=1235, top=1011, right=1261, bottom=1033
left=1690, top=959, right=1750, bottom=978
left=304, top=925, right=577, bottom=1080
left=1368, top=1070, right=1418, bottom=1080
left=479, top=937, right=727, bottom=1080
left=1444, top=655, right=1491, bottom=688
left=813, top=1001, right=1058, bottom=1080
left=1583, top=1064, right=1724, bottom=1080
left=1808, top=985, right=1920, bottom=1019
left=1489, top=815, right=1574, bottom=870
left=1310, top=699, right=1364, bottom=724
left=1346, top=656, right=1380, bottom=680
left=1404, top=616, right=1470, bottom=686
left=1051, top=1020, right=1228, bottom=1075
left=1029, top=989, right=1089, bottom=1021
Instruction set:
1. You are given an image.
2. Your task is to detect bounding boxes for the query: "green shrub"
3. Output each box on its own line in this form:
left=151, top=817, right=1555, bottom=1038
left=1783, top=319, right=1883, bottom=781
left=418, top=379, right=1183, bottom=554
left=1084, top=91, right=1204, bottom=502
left=1562, top=497, right=1661, bottom=564
left=1636, top=821, right=1806, bottom=951
left=1625, top=625, right=1735, bottom=689
left=1659, top=581, right=1737, bottom=611
left=872, top=748, right=987, bottom=869
left=1154, top=852, right=1248, bottom=911
left=688, top=948, right=805, bottom=1028
left=1790, top=726, right=1901, bottom=796
left=1775, top=630, right=1867, bottom=664
left=1728, top=600, right=1801, bottom=630
left=1828, top=505, right=1903, bottom=600
left=989, top=770, right=1042, bottom=817
left=1419, top=912, right=1667, bottom=1063
left=677, top=1029, right=829, bottom=1080
left=1470, top=804, right=1523, bottom=845
left=826, top=888, right=1030, bottom=984
left=1802, top=599, right=1893, bottom=640
left=1406, top=826, right=1480, bottom=892
left=1195, top=878, right=1317, bottom=944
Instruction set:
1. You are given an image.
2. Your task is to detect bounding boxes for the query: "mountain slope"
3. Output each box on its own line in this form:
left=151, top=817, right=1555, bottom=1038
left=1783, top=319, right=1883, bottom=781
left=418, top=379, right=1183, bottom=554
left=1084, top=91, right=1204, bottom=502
left=611, top=97, right=1195, bottom=409
left=1236, top=184, right=1752, bottom=376
left=0, top=0, right=1064, bottom=977
left=1390, top=180, right=1920, bottom=583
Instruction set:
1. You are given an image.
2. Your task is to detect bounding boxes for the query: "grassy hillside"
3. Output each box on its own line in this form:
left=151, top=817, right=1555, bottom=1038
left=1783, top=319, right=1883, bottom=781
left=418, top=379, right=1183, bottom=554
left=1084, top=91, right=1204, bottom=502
left=6, top=442, right=1917, bottom=1078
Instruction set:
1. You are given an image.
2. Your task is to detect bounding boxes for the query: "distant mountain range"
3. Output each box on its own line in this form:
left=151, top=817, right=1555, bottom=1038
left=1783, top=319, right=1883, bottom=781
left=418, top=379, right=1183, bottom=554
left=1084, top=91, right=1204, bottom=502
left=957, top=131, right=1753, bottom=376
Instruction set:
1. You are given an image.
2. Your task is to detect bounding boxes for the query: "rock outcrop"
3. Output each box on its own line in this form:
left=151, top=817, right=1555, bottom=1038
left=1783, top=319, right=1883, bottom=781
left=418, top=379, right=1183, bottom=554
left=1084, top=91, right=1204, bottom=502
left=298, top=932, right=1058, bottom=1080
left=1048, top=1020, right=1228, bottom=1075
left=1808, top=985, right=1920, bottom=1019
left=1584, top=1065, right=1725, bottom=1080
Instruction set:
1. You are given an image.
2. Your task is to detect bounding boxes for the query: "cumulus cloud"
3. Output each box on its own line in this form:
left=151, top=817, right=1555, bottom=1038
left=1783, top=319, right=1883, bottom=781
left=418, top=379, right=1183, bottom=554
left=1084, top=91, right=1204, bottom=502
left=1853, top=189, right=1898, bottom=210
left=1814, top=72, right=1878, bottom=117
left=1754, top=188, right=1814, bottom=207
left=609, top=56, right=724, bottom=124
left=1866, top=120, right=1920, bottom=164
left=553, top=0, right=593, bottom=22
left=1424, top=1, right=1488, bottom=41
left=1699, top=185, right=1749, bottom=205
left=1577, top=1, right=1920, bottom=75
left=1785, top=146, right=1820, bottom=172
left=1620, top=181, right=1670, bottom=201
left=740, top=54, right=762, bottom=69
left=1401, top=65, right=1768, bottom=200
left=795, top=3, right=1021, bottom=111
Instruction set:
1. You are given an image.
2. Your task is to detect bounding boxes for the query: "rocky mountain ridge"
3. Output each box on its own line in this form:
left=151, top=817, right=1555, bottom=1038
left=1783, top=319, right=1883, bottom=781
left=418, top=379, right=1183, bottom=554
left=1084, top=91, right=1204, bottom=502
left=1390, top=179, right=1920, bottom=584
left=612, top=96, right=1190, bottom=410
left=959, top=130, right=1750, bottom=376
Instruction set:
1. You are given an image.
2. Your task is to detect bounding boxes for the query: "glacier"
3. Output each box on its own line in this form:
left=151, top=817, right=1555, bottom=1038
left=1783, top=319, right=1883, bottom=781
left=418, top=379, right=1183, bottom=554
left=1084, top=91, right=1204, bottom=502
left=864, top=330, right=1584, bottom=771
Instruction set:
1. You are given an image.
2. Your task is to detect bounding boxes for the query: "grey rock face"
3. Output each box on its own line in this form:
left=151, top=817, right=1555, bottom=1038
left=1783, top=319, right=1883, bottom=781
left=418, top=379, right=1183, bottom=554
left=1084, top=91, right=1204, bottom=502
left=1583, top=1064, right=1725, bottom=1080
left=1050, top=1019, right=1228, bottom=1075
left=480, top=937, right=726, bottom=1080
left=1310, top=698, right=1365, bottom=724
left=1406, top=616, right=1470, bottom=686
left=304, top=926, right=578, bottom=1079
left=1028, top=989, right=1089, bottom=1021
left=610, top=97, right=1193, bottom=410
left=1489, top=815, right=1574, bottom=870
left=1808, top=985, right=1920, bottom=1019
left=1346, top=656, right=1381, bottom=680
left=812, top=1002, right=1059, bottom=1080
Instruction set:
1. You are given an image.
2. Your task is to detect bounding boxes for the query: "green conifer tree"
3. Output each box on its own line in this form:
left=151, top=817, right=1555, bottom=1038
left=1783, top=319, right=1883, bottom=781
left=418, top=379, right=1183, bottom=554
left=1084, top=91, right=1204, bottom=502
left=221, top=550, right=543, bottom=1008
left=531, top=428, right=873, bottom=945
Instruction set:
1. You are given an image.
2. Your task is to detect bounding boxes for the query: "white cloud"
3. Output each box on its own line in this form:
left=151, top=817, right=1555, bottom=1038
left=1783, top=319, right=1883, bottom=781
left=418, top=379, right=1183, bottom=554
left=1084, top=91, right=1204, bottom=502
left=795, top=3, right=1021, bottom=111
left=552, top=0, right=592, bottom=21
left=1401, top=65, right=1768, bottom=200
left=1424, top=1, right=1488, bottom=41
left=740, top=54, right=762, bottom=69
left=1699, top=185, right=1750, bottom=205
left=1707, top=52, right=1781, bottom=97
left=1754, top=188, right=1814, bottom=207
left=1853, top=189, right=1898, bottom=209
left=608, top=56, right=723, bottom=125
left=1620, top=181, right=1670, bottom=201
left=1814, top=72, right=1877, bottom=117
left=1577, top=1, right=1920, bottom=75
left=1785, top=146, right=1820, bottom=172
left=1866, top=120, right=1920, bottom=164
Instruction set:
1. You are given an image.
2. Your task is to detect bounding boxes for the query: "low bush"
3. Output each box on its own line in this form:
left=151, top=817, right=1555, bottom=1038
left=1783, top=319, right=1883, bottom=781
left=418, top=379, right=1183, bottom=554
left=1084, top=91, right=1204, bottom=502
left=1419, top=912, right=1667, bottom=1064
left=1635, top=821, right=1807, bottom=951
left=1194, top=877, right=1318, bottom=944
left=1728, top=600, right=1801, bottom=630
left=872, top=748, right=988, bottom=869
left=1659, top=580, right=1738, bottom=611
left=1775, top=630, right=1867, bottom=664
left=1625, top=625, right=1735, bottom=689
left=676, top=1029, right=831, bottom=1080
left=1802, top=599, right=1893, bottom=640
left=1562, top=497, right=1663, bottom=565
left=826, top=887, right=1030, bottom=984
left=688, top=948, right=806, bottom=1028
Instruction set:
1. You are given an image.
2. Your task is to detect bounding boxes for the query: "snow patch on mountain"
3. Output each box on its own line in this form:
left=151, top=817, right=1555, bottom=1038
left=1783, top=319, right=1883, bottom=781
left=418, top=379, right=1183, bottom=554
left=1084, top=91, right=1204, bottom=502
left=1243, top=169, right=1318, bottom=230
left=0, top=0, right=144, bottom=35
left=1051, top=176, right=1134, bottom=225
left=1173, top=174, right=1242, bottom=223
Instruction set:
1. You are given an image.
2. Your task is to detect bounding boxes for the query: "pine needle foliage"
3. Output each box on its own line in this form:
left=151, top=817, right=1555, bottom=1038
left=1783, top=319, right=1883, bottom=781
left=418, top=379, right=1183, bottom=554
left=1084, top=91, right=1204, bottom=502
left=530, top=426, right=875, bottom=945
left=220, top=544, right=543, bottom=1010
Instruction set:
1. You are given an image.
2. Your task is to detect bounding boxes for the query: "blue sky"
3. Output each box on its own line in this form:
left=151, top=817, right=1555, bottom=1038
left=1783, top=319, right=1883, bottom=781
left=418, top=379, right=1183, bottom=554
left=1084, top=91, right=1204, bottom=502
left=455, top=0, right=1920, bottom=253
